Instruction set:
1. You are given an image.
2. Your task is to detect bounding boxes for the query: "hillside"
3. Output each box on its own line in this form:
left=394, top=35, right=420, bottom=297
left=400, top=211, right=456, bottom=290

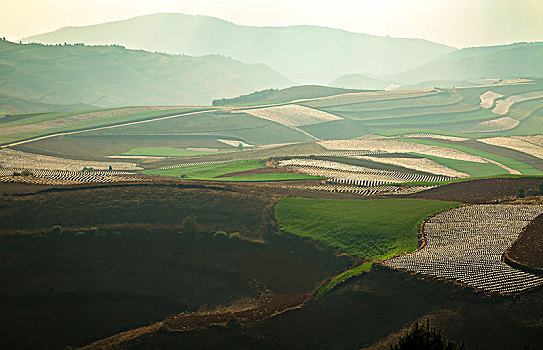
left=212, top=85, right=360, bottom=106
left=328, top=74, right=391, bottom=90
left=389, top=42, right=543, bottom=84
left=23, top=13, right=456, bottom=84
left=0, top=40, right=291, bottom=108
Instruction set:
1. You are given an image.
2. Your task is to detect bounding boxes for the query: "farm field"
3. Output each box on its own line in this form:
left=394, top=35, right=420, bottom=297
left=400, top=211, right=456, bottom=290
left=1, top=79, right=543, bottom=350
left=0, top=183, right=351, bottom=349
left=397, top=138, right=543, bottom=175
left=144, top=160, right=323, bottom=182
left=120, top=147, right=231, bottom=157
left=275, top=198, right=460, bottom=259
left=0, top=107, right=204, bottom=145
left=384, top=205, right=543, bottom=293
left=505, top=213, right=543, bottom=273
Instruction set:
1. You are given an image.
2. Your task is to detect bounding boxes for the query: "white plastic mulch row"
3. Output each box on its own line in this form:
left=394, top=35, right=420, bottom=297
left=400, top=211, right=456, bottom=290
left=0, top=168, right=145, bottom=184
left=384, top=205, right=543, bottom=294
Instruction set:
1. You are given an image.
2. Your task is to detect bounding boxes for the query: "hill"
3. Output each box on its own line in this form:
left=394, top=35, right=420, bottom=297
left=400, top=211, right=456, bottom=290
left=23, top=13, right=456, bottom=84
left=389, top=42, right=543, bottom=84
left=328, top=74, right=392, bottom=90
left=212, top=85, right=361, bottom=106
left=0, top=40, right=291, bottom=108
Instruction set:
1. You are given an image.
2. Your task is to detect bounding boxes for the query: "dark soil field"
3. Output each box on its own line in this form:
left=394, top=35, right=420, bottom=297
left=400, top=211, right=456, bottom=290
left=505, top=213, right=543, bottom=274
left=118, top=265, right=543, bottom=350
left=406, top=177, right=543, bottom=203
left=0, top=182, right=352, bottom=349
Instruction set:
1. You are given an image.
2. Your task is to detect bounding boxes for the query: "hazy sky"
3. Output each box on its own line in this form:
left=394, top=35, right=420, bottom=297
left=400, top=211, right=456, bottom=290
left=2, top=0, right=543, bottom=48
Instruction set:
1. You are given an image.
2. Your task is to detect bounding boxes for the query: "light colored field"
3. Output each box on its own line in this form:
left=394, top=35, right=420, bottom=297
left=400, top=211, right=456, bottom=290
left=358, top=156, right=469, bottom=178
left=0, top=106, right=179, bottom=136
left=479, top=91, right=503, bottom=109
left=465, top=117, right=520, bottom=132
left=478, top=137, right=543, bottom=159
left=216, top=139, right=254, bottom=148
left=395, top=134, right=468, bottom=142
left=514, top=135, right=543, bottom=147
left=319, top=138, right=488, bottom=163
left=492, top=91, right=543, bottom=115
left=302, top=90, right=434, bottom=108
left=278, top=158, right=456, bottom=184
left=121, top=147, right=230, bottom=157
left=384, top=205, right=543, bottom=294
left=0, top=148, right=141, bottom=171
left=236, top=104, right=342, bottom=127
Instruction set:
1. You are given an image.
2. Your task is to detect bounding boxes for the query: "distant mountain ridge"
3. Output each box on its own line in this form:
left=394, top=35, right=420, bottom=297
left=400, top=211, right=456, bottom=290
left=388, top=42, right=543, bottom=84
left=0, top=40, right=291, bottom=109
left=23, top=13, right=456, bottom=84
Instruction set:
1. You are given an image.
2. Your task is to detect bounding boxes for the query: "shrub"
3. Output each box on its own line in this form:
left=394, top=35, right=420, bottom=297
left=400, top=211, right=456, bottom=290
left=213, top=231, right=228, bottom=239
left=181, top=214, right=198, bottom=236
left=51, top=225, right=63, bottom=237
left=539, top=181, right=543, bottom=195
left=518, top=188, right=526, bottom=198
left=229, top=232, right=242, bottom=240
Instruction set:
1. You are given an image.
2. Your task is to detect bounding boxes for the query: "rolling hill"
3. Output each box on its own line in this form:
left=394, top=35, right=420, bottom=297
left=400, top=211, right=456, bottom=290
left=389, top=42, right=543, bottom=84
left=23, top=13, right=456, bottom=84
left=328, top=74, right=392, bottom=90
left=0, top=39, right=291, bottom=109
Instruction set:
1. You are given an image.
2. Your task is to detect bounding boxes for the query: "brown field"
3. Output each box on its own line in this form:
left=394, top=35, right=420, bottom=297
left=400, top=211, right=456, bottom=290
left=0, top=181, right=352, bottom=349
left=505, top=213, right=543, bottom=274
left=406, top=177, right=543, bottom=203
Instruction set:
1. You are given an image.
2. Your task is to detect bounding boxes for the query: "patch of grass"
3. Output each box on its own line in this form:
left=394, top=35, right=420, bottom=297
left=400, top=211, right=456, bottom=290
left=398, top=138, right=543, bottom=175
left=144, top=160, right=322, bottom=182
left=121, top=147, right=231, bottom=157
left=316, top=261, right=373, bottom=297
left=275, top=198, right=461, bottom=259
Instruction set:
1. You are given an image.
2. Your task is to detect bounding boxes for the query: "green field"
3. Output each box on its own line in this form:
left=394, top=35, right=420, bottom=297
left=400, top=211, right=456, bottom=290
left=0, top=107, right=204, bottom=145
left=144, top=160, right=322, bottom=182
left=87, top=111, right=315, bottom=145
left=415, top=153, right=510, bottom=177
left=275, top=198, right=461, bottom=259
left=276, top=197, right=461, bottom=296
left=121, top=147, right=231, bottom=157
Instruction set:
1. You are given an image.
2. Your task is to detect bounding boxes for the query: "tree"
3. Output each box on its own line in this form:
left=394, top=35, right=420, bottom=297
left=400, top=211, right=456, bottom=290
left=539, top=181, right=543, bottom=195
left=518, top=188, right=526, bottom=198
left=108, top=165, right=113, bottom=171
left=237, top=143, right=243, bottom=150
left=181, top=214, right=198, bottom=236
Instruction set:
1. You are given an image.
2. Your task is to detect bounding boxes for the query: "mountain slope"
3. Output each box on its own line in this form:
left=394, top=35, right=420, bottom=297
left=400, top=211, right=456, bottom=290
left=389, top=42, right=543, bottom=84
left=24, top=13, right=456, bottom=84
left=0, top=40, right=291, bottom=108
left=329, top=74, right=391, bottom=90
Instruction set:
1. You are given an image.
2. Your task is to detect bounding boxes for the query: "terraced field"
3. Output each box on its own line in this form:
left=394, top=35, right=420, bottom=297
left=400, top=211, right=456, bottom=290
left=277, top=158, right=457, bottom=185
left=0, top=107, right=201, bottom=145
left=384, top=205, right=543, bottom=294
left=0, top=168, right=145, bottom=185
left=0, top=148, right=140, bottom=171
left=144, top=159, right=322, bottom=182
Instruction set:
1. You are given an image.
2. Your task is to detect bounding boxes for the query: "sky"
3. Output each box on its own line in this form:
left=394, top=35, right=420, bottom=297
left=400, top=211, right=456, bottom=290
left=2, top=0, right=543, bottom=48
